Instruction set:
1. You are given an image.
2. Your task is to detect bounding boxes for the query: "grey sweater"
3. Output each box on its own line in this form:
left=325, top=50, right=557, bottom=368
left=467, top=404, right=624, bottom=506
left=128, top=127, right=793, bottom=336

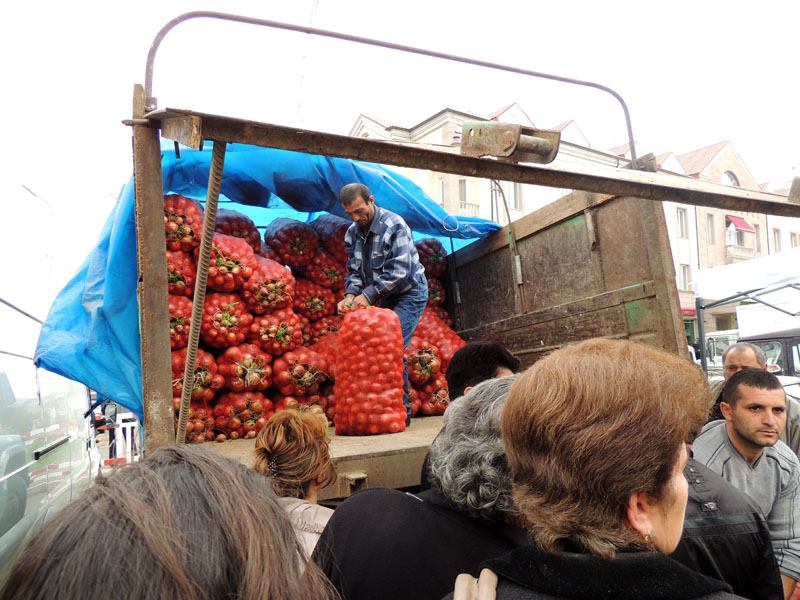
left=693, top=420, right=800, bottom=581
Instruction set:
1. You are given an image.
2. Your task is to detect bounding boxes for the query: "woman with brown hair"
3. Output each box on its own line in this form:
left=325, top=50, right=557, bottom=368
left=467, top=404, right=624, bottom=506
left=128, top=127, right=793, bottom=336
left=450, top=338, right=745, bottom=600
left=253, top=410, right=336, bottom=558
left=0, top=444, right=336, bottom=600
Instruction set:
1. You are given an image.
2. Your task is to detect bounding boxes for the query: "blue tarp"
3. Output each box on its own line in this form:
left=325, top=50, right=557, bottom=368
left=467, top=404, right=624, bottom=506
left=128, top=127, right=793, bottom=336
left=34, top=144, right=500, bottom=421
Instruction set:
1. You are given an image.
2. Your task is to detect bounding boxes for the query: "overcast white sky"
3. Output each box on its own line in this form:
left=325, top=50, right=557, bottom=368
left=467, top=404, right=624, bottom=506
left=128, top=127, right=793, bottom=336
left=1, top=0, right=798, bottom=330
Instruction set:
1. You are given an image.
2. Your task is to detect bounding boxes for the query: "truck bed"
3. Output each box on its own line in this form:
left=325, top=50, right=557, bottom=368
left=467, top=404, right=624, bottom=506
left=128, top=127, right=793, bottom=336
left=206, top=415, right=444, bottom=501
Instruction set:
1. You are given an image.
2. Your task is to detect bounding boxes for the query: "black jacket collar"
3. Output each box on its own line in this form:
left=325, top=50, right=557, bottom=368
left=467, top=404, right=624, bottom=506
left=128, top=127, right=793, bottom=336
left=484, top=545, right=733, bottom=600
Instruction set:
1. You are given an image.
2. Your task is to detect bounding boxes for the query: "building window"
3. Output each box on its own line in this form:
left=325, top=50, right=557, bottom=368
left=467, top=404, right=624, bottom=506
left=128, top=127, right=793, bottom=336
left=679, top=264, right=691, bottom=290
left=706, top=213, right=714, bottom=244
left=458, top=179, right=467, bottom=204
left=791, top=232, right=799, bottom=248
left=438, top=178, right=445, bottom=206
left=508, top=182, right=521, bottom=210
left=723, top=171, right=740, bottom=187
left=726, top=224, right=745, bottom=247
left=754, top=224, right=761, bottom=252
left=773, top=228, right=782, bottom=252
left=677, top=208, right=688, bottom=239
left=715, top=314, right=736, bottom=330
left=683, top=319, right=697, bottom=344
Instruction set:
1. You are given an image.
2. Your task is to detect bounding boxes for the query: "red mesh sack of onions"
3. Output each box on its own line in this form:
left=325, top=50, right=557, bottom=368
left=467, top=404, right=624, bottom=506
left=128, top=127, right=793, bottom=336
left=214, top=207, right=262, bottom=252
left=296, top=313, right=312, bottom=346
left=415, top=371, right=450, bottom=416
left=272, top=348, right=329, bottom=397
left=164, top=194, right=204, bottom=252
left=241, top=257, right=296, bottom=314
left=427, top=305, right=453, bottom=328
left=212, top=391, right=274, bottom=441
left=174, top=400, right=216, bottom=444
left=405, top=336, right=442, bottom=386
left=199, top=293, right=254, bottom=349
left=257, top=240, right=283, bottom=263
left=309, top=213, right=350, bottom=264
left=303, top=248, right=347, bottom=291
left=167, top=250, right=197, bottom=297
left=415, top=238, right=448, bottom=279
left=248, top=308, right=304, bottom=356
left=168, top=294, right=193, bottom=350
left=310, top=315, right=343, bottom=344
left=414, top=309, right=466, bottom=372
left=334, top=307, right=407, bottom=435
left=216, top=343, right=273, bottom=392
left=427, top=277, right=446, bottom=306
left=171, top=347, right=224, bottom=404
left=309, top=331, right=339, bottom=381
left=195, top=233, right=258, bottom=293
left=293, top=279, right=336, bottom=322
left=264, top=218, right=319, bottom=268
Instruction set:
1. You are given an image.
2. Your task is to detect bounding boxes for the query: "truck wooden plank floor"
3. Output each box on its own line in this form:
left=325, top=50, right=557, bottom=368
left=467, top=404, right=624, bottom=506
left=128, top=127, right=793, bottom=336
left=207, top=415, right=444, bottom=501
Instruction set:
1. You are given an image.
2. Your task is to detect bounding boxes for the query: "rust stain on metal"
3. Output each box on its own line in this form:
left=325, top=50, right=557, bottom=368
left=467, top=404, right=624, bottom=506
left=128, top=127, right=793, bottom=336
left=142, top=109, right=798, bottom=218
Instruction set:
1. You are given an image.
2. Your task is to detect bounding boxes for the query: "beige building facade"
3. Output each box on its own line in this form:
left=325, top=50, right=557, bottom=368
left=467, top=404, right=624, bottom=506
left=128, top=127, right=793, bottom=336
left=348, top=105, right=799, bottom=346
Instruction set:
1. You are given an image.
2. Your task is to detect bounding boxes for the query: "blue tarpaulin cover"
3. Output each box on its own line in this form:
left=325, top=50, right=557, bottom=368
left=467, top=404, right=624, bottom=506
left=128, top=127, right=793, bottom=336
left=34, top=144, right=500, bottom=422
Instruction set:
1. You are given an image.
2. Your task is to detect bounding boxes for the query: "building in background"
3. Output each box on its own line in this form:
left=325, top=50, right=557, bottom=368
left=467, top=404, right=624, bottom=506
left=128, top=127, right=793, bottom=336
left=349, top=105, right=800, bottom=344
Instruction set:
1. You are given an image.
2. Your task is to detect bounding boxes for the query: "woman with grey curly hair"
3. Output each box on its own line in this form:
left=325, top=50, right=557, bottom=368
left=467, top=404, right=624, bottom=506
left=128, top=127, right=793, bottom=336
left=313, top=375, right=528, bottom=600
left=427, top=375, right=516, bottom=521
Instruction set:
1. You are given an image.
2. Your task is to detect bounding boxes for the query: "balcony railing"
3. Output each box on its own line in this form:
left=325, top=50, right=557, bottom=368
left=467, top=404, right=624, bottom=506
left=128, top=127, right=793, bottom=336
left=725, top=244, right=754, bottom=259
left=459, top=202, right=480, bottom=217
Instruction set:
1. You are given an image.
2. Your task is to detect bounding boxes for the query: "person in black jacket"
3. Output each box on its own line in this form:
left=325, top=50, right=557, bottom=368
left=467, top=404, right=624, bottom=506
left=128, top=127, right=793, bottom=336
left=670, top=457, right=783, bottom=600
left=313, top=376, right=528, bottom=600
left=448, top=338, right=745, bottom=599
left=419, top=342, right=520, bottom=490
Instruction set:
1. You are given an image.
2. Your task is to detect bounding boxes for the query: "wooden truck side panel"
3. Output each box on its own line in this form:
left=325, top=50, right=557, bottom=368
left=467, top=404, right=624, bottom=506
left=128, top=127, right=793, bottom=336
left=450, top=191, right=686, bottom=366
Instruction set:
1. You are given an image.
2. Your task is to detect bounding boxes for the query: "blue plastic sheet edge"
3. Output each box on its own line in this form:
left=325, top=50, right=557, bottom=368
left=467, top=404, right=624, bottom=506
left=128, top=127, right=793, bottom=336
left=33, top=143, right=501, bottom=425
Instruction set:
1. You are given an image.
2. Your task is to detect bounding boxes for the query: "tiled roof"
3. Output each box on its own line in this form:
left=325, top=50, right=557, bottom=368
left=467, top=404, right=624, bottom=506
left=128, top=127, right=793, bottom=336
left=676, top=141, right=729, bottom=176
left=548, top=120, right=573, bottom=132
left=359, top=114, right=405, bottom=129
left=489, top=103, right=516, bottom=120
left=759, top=183, right=769, bottom=191
left=655, top=152, right=672, bottom=168
left=608, top=142, right=638, bottom=157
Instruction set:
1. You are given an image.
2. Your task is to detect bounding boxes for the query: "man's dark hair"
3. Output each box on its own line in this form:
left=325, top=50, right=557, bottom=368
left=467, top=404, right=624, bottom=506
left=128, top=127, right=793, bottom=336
left=722, top=368, right=783, bottom=408
left=445, top=342, right=521, bottom=399
left=339, top=183, right=371, bottom=206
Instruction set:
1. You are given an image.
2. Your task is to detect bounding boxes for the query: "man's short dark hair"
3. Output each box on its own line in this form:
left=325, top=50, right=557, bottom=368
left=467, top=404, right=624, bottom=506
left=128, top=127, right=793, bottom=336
left=445, top=342, right=521, bottom=399
left=339, top=183, right=371, bottom=206
left=722, top=368, right=783, bottom=407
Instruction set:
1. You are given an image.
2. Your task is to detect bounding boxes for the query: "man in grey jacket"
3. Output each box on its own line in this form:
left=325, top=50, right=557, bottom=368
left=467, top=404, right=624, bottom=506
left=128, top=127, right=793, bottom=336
left=708, top=342, right=800, bottom=456
left=694, top=369, right=800, bottom=599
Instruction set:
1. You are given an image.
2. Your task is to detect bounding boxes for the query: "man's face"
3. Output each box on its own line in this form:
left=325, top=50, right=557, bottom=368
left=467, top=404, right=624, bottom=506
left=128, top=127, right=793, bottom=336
left=722, top=384, right=787, bottom=453
left=723, top=348, right=764, bottom=380
left=343, top=195, right=375, bottom=230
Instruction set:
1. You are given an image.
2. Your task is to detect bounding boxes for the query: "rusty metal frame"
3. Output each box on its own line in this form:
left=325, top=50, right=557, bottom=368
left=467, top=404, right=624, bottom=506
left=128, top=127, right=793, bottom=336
left=131, top=85, right=174, bottom=451
left=144, top=11, right=639, bottom=163
left=150, top=108, right=800, bottom=219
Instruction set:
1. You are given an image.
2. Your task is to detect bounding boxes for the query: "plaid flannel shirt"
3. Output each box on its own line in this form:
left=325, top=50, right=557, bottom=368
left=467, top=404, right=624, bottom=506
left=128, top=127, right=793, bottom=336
left=344, top=205, right=425, bottom=305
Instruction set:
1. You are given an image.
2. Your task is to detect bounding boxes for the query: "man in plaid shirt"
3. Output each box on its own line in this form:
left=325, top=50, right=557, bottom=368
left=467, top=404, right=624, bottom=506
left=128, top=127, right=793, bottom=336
left=337, top=183, right=428, bottom=424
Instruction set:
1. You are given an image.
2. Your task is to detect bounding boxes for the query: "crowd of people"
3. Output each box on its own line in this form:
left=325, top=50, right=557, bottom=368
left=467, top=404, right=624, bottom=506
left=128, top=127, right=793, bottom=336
left=4, top=335, right=796, bottom=600
left=1, top=184, right=793, bottom=599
